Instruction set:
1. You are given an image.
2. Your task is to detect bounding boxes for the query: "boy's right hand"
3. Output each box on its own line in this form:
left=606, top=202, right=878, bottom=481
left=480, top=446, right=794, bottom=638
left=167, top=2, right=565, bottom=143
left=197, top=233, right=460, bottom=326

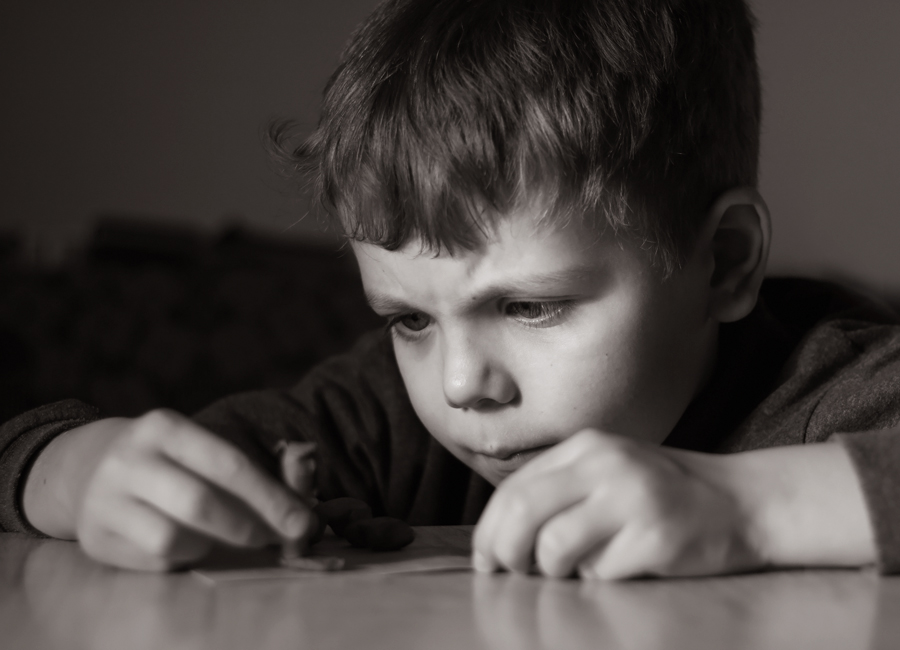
left=23, top=410, right=313, bottom=571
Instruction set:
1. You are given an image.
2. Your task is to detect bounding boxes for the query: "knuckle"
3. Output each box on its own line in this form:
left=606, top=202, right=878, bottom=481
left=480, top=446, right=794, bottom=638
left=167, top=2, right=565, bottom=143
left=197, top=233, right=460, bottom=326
left=99, top=447, right=139, bottom=479
left=633, top=526, right=675, bottom=573
left=577, top=438, right=635, bottom=479
left=574, top=428, right=602, bottom=445
left=504, top=494, right=534, bottom=523
left=537, top=523, right=567, bottom=558
left=535, top=527, right=570, bottom=576
left=132, top=409, right=178, bottom=445
left=578, top=453, right=609, bottom=482
left=600, top=437, right=636, bottom=464
left=178, top=486, right=215, bottom=524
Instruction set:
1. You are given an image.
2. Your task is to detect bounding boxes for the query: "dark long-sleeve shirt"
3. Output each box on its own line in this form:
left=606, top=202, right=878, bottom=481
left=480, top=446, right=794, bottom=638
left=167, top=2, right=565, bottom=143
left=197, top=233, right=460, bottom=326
left=2, top=278, right=900, bottom=569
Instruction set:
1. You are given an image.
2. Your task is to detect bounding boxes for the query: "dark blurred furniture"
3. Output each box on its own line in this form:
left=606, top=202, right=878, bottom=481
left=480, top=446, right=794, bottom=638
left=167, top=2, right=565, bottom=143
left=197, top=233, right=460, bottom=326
left=0, top=219, right=381, bottom=423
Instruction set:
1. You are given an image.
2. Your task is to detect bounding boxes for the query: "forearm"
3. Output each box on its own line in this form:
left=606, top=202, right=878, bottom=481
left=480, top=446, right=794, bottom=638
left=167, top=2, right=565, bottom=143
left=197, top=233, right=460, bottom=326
left=689, top=442, right=877, bottom=569
left=22, top=418, right=127, bottom=539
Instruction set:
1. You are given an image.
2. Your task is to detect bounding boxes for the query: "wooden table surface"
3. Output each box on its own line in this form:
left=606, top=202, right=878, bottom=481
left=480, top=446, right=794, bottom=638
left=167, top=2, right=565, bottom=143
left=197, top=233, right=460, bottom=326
left=2, top=527, right=900, bottom=650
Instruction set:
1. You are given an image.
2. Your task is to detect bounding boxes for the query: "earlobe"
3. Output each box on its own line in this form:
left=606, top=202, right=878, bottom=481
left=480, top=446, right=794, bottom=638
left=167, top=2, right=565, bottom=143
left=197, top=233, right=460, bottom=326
left=705, top=187, right=771, bottom=323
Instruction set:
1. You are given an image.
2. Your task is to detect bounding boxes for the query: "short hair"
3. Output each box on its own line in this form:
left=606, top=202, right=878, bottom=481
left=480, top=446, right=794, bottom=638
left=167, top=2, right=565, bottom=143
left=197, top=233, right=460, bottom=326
left=273, top=0, right=760, bottom=274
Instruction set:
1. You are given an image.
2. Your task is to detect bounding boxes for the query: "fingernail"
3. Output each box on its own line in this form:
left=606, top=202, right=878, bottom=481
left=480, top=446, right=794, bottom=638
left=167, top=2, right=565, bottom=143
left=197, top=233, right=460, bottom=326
left=472, top=550, right=495, bottom=573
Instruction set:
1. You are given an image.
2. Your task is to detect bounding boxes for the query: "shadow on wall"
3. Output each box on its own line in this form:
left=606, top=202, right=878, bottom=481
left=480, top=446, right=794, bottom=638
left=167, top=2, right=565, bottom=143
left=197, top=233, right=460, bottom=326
left=0, top=217, right=382, bottom=422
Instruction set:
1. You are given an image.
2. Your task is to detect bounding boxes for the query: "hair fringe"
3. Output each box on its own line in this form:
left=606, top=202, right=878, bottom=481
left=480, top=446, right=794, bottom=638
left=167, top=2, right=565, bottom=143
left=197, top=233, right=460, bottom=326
left=269, top=0, right=761, bottom=278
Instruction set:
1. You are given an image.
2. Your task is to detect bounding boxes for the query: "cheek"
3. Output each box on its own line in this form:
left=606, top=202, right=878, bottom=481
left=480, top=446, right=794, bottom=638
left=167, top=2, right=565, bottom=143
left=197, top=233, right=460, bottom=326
left=521, top=331, right=636, bottom=430
left=568, top=293, right=712, bottom=439
left=525, top=296, right=687, bottom=437
left=393, top=341, right=446, bottom=428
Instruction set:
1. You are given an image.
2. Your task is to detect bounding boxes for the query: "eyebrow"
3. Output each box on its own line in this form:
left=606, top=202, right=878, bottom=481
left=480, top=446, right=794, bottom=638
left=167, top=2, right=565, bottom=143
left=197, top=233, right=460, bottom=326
left=364, top=263, right=599, bottom=314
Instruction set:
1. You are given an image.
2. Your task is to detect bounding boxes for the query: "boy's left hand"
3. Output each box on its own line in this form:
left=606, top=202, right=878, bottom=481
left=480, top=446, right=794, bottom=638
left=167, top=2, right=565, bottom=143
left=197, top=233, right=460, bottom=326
left=472, top=429, right=763, bottom=580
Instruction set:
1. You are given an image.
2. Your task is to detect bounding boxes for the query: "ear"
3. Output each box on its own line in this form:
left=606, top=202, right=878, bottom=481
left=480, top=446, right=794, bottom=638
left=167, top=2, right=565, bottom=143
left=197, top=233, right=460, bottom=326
left=704, top=187, right=771, bottom=323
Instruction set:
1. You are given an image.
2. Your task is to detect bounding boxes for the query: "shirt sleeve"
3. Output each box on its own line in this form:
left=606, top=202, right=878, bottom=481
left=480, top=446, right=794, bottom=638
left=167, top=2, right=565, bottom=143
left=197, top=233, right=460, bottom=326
left=0, top=399, right=100, bottom=534
left=805, top=319, right=900, bottom=573
left=835, top=428, right=900, bottom=573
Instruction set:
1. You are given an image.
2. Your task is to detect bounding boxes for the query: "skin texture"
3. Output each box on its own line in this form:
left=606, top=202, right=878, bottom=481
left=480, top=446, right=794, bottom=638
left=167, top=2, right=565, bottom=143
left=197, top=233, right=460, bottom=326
left=21, top=189, right=876, bottom=575
left=354, top=202, right=731, bottom=487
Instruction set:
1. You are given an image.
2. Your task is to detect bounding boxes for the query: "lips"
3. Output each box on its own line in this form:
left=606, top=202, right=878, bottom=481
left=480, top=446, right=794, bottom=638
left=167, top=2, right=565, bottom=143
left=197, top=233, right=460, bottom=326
left=479, top=444, right=554, bottom=479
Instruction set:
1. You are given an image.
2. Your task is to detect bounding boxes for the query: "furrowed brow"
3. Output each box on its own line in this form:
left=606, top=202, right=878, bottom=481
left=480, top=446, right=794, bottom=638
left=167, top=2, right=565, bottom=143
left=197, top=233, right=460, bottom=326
left=365, top=263, right=598, bottom=314
left=364, top=291, right=413, bottom=314
left=470, top=264, right=598, bottom=302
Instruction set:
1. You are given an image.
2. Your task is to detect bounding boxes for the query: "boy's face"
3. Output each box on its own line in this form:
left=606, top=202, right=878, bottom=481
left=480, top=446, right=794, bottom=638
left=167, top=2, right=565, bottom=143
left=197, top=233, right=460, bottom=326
left=353, top=208, right=719, bottom=486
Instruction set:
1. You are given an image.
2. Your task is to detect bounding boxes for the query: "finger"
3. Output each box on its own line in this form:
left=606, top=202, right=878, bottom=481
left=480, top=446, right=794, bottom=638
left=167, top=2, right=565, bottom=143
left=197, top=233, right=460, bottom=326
left=534, top=494, right=622, bottom=578
left=502, top=429, right=603, bottom=488
left=475, top=464, right=592, bottom=574
left=482, top=428, right=616, bottom=535
left=124, top=455, right=278, bottom=548
left=80, top=498, right=212, bottom=570
left=133, top=411, right=310, bottom=538
left=473, top=434, right=598, bottom=569
left=577, top=524, right=664, bottom=580
left=80, top=526, right=177, bottom=571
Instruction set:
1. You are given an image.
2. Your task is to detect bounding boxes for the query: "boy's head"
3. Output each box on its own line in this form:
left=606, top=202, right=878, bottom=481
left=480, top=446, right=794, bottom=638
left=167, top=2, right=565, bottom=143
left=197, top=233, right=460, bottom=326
left=278, top=0, right=771, bottom=484
left=282, top=0, right=761, bottom=275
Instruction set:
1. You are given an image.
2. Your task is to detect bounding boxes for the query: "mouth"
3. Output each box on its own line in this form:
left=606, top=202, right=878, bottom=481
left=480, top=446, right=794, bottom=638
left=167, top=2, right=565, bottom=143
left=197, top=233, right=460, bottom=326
left=478, top=444, right=554, bottom=477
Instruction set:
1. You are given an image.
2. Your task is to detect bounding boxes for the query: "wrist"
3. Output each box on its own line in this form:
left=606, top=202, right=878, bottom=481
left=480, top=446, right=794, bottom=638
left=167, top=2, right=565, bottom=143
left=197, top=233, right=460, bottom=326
left=23, top=417, right=128, bottom=539
left=716, top=443, right=877, bottom=569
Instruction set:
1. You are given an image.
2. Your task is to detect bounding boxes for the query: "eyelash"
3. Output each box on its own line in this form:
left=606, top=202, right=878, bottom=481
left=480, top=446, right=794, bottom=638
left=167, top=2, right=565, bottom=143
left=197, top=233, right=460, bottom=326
left=504, top=300, right=575, bottom=327
left=386, top=300, right=575, bottom=342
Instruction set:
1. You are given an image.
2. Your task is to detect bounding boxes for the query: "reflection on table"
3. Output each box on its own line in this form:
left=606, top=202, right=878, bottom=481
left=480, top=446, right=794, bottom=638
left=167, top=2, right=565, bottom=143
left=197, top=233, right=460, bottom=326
left=3, top=531, right=899, bottom=650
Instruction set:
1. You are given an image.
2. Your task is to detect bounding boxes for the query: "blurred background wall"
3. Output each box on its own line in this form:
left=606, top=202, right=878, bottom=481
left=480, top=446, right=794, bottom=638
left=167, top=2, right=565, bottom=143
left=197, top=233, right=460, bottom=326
left=1, top=0, right=898, bottom=294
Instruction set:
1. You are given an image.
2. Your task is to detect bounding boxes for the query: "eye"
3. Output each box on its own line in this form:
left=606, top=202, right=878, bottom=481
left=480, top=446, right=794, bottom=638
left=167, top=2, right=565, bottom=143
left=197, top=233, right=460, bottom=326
left=397, top=312, right=430, bottom=332
left=505, top=300, right=574, bottom=327
left=386, top=311, right=432, bottom=341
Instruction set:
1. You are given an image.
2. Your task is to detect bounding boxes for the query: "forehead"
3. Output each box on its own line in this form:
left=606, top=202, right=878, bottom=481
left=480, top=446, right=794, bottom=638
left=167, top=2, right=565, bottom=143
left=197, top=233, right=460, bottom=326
left=352, top=209, right=646, bottom=309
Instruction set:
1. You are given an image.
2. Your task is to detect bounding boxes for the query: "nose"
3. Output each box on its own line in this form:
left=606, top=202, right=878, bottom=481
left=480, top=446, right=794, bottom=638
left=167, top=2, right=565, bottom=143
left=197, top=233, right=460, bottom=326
left=442, top=330, right=518, bottom=409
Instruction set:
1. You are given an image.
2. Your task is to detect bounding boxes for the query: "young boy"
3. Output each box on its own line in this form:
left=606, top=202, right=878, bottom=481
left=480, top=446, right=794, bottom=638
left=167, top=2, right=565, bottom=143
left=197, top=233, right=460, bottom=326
left=5, top=0, right=900, bottom=579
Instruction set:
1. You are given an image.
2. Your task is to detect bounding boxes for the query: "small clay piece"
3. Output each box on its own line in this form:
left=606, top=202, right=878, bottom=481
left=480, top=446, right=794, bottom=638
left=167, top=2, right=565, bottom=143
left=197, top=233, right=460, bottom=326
left=315, top=498, right=373, bottom=536
left=344, top=517, right=416, bottom=551
left=361, top=517, right=416, bottom=551
left=343, top=519, right=371, bottom=548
